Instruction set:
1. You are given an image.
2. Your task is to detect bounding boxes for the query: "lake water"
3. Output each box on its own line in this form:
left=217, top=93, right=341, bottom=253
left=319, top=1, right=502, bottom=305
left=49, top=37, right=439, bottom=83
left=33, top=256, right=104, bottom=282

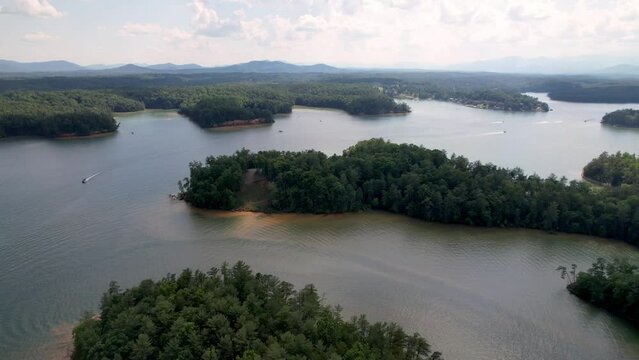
left=1, top=94, right=639, bottom=360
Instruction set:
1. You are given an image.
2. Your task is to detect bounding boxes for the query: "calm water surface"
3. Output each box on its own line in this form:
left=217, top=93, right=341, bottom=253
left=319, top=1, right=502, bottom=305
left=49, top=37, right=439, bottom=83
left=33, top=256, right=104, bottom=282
left=1, top=95, right=639, bottom=360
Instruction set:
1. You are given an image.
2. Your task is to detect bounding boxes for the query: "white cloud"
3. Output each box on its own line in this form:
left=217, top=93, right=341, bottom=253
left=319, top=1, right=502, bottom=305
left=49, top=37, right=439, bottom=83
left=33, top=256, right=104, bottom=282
left=508, top=2, right=552, bottom=21
left=295, top=14, right=328, bottom=33
left=189, top=0, right=242, bottom=37
left=162, top=28, right=193, bottom=42
left=0, top=0, right=63, bottom=18
left=190, top=0, right=219, bottom=30
left=119, top=23, right=193, bottom=43
left=339, top=0, right=363, bottom=15
left=439, top=2, right=476, bottom=25
left=99, top=0, right=639, bottom=65
left=4, top=0, right=639, bottom=67
left=120, top=23, right=163, bottom=36
left=22, top=31, right=57, bottom=42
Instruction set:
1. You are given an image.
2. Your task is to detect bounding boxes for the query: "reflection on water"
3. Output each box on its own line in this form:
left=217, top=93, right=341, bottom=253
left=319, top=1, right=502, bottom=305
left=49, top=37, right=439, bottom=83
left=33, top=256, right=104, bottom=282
left=1, top=96, right=639, bottom=360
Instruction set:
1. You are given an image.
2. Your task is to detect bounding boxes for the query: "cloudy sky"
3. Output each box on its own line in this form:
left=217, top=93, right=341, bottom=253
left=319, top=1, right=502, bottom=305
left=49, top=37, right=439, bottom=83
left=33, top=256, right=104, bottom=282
left=0, top=0, right=638, bottom=67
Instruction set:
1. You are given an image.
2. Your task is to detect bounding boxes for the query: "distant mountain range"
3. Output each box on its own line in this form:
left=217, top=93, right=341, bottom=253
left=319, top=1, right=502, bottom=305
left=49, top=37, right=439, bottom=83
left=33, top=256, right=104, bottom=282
left=0, top=60, right=340, bottom=75
left=447, top=56, right=639, bottom=75
left=1, top=58, right=637, bottom=76
left=599, top=64, right=639, bottom=75
left=146, top=63, right=203, bottom=71
left=211, top=61, right=338, bottom=73
left=0, top=59, right=85, bottom=73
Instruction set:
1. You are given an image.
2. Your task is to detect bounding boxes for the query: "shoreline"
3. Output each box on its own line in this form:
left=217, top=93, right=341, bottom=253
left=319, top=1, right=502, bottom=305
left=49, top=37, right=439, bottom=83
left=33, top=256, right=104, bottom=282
left=209, top=123, right=272, bottom=131
left=0, top=131, right=117, bottom=141
left=456, top=102, right=548, bottom=113
left=55, top=131, right=117, bottom=140
left=293, top=105, right=411, bottom=116
left=206, top=118, right=274, bottom=131
left=357, top=111, right=411, bottom=117
left=180, top=164, right=630, bottom=244
left=581, top=172, right=606, bottom=186
left=43, top=315, right=101, bottom=360
left=186, top=205, right=630, bottom=245
left=114, top=108, right=180, bottom=117
left=400, top=94, right=548, bottom=113
left=602, top=123, right=639, bottom=130
left=37, top=322, right=74, bottom=360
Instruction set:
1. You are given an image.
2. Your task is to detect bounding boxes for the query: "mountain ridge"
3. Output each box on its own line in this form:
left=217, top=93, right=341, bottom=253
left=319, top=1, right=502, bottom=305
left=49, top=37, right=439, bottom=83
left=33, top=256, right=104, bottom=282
left=0, top=60, right=85, bottom=73
left=0, top=59, right=340, bottom=74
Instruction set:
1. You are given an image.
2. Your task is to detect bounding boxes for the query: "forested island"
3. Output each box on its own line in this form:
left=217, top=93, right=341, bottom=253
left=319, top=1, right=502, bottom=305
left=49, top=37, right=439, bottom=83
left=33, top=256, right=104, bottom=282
left=72, top=261, right=442, bottom=360
left=0, top=91, right=140, bottom=138
left=174, top=86, right=294, bottom=128
left=175, top=83, right=410, bottom=129
left=559, top=258, right=639, bottom=327
left=383, top=83, right=548, bottom=112
left=290, top=83, right=411, bottom=114
left=583, top=152, right=639, bottom=186
left=601, top=109, right=639, bottom=128
left=179, top=139, right=639, bottom=245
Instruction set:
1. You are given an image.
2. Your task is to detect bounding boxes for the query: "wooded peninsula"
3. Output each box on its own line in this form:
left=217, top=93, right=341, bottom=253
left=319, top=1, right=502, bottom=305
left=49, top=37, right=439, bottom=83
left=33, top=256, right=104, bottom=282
left=178, top=139, right=639, bottom=246
left=559, top=258, right=639, bottom=327
left=384, top=83, right=548, bottom=112
left=601, top=109, right=639, bottom=128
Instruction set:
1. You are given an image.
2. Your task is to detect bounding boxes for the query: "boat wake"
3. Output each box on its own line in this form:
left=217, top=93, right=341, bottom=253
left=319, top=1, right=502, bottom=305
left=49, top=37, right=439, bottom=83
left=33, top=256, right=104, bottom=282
left=477, top=131, right=506, bottom=136
left=82, top=172, right=101, bottom=184
left=533, top=120, right=563, bottom=125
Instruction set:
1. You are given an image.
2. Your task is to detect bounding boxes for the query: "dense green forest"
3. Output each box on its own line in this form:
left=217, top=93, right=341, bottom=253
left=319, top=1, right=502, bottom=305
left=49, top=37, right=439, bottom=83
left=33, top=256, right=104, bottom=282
left=383, top=83, right=548, bottom=112
left=172, top=83, right=409, bottom=128
left=180, top=96, right=276, bottom=128
left=559, top=258, right=639, bottom=327
left=180, top=139, right=639, bottom=245
left=72, top=261, right=442, bottom=360
left=174, top=86, right=294, bottom=128
left=583, top=152, right=639, bottom=186
left=0, top=84, right=409, bottom=136
left=0, top=71, right=529, bottom=93
left=601, top=109, right=639, bottom=128
left=2, top=70, right=638, bottom=104
left=0, top=90, right=137, bottom=137
left=543, top=82, right=639, bottom=103
left=129, top=83, right=408, bottom=119
left=289, top=83, right=410, bottom=114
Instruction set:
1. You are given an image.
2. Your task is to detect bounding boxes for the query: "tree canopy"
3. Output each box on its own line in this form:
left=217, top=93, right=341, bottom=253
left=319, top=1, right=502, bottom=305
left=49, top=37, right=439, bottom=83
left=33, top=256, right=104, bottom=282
left=72, top=261, right=442, bottom=360
left=601, top=109, right=639, bottom=128
left=564, top=258, right=639, bottom=327
left=0, top=90, right=133, bottom=138
left=289, top=83, right=410, bottom=115
left=583, top=151, right=639, bottom=186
